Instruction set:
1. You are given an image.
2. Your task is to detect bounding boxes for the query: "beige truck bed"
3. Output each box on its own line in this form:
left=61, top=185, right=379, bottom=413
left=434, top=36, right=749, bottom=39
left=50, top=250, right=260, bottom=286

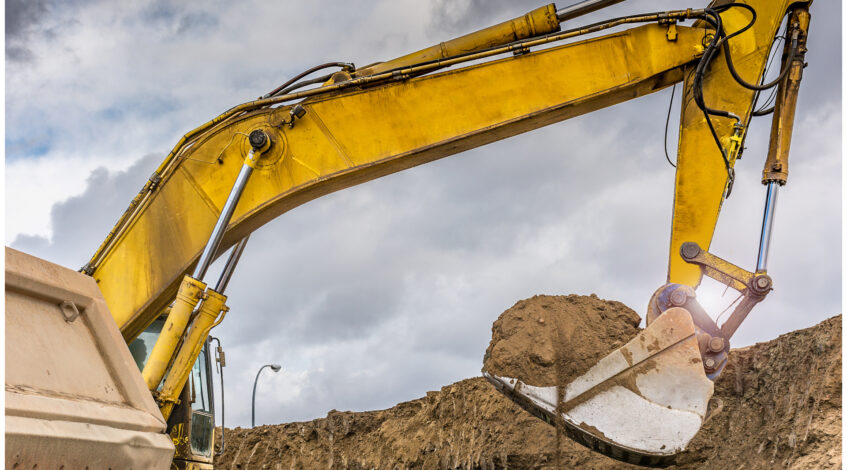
left=5, top=247, right=174, bottom=469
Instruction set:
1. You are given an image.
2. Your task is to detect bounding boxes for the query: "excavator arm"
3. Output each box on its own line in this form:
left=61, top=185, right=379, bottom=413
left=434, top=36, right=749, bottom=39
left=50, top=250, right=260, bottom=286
left=670, top=1, right=809, bottom=285
left=81, top=0, right=810, bottom=466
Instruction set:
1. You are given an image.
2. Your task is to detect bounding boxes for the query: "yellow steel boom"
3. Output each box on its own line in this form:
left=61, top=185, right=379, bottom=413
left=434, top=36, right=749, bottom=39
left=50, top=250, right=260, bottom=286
left=99, top=17, right=708, bottom=340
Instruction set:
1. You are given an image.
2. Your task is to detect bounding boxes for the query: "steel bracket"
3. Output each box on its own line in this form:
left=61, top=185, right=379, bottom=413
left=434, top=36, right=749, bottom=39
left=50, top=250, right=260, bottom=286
left=511, top=44, right=531, bottom=56
left=680, top=241, right=772, bottom=339
left=59, top=301, right=81, bottom=323
left=660, top=19, right=678, bottom=41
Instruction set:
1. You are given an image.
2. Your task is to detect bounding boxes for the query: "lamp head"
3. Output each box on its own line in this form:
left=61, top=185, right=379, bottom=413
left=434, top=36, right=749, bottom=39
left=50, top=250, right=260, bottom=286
left=270, top=364, right=282, bottom=372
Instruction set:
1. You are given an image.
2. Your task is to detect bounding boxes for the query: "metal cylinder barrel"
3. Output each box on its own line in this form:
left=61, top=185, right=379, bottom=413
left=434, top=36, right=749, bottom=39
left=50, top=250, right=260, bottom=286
left=354, top=4, right=560, bottom=77
left=761, top=8, right=810, bottom=185
left=141, top=275, right=207, bottom=390
left=158, top=289, right=228, bottom=419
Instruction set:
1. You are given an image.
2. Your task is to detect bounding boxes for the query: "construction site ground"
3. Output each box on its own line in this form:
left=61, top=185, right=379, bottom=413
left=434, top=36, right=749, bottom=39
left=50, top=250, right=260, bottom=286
left=215, top=295, right=841, bottom=469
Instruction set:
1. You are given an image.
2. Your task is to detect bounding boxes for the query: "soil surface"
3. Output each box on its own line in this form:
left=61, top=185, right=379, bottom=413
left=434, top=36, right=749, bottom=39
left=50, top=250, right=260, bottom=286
left=215, top=295, right=841, bottom=469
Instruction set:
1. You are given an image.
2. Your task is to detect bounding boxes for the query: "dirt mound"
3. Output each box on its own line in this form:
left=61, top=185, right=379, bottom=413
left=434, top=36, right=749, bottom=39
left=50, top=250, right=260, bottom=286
left=215, top=296, right=841, bottom=469
left=673, top=312, right=842, bottom=469
left=482, top=294, right=642, bottom=387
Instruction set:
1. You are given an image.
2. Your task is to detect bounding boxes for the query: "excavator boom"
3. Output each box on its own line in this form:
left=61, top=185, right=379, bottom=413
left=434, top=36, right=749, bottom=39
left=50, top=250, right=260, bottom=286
left=91, top=15, right=711, bottom=342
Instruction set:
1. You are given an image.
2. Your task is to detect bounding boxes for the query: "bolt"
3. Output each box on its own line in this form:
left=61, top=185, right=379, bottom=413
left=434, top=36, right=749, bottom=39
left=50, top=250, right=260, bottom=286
left=680, top=242, right=701, bottom=260
left=249, top=129, right=268, bottom=150
left=708, top=337, right=725, bottom=352
left=669, top=289, right=689, bottom=307
left=704, top=358, right=716, bottom=370
left=751, top=275, right=773, bottom=295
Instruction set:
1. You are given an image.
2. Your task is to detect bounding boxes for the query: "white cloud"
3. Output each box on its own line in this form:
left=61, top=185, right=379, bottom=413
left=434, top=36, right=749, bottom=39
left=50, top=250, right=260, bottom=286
left=5, top=154, right=134, bottom=241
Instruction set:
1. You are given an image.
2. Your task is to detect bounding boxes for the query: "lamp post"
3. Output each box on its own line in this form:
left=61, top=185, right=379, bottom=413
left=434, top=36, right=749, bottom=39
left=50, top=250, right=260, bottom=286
left=251, top=363, right=281, bottom=427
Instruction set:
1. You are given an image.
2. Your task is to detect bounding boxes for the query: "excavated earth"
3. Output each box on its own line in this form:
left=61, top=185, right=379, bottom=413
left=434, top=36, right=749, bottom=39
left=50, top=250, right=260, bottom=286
left=215, top=295, right=841, bottom=469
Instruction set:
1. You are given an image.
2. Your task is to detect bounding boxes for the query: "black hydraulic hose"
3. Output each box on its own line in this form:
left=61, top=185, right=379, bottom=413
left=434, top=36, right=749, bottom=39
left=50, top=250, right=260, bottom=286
left=692, top=10, right=728, bottom=116
left=726, top=35, right=797, bottom=90
left=694, top=4, right=764, bottom=120
left=264, top=62, right=353, bottom=99
left=691, top=9, right=733, bottom=172
left=713, top=3, right=756, bottom=37
left=752, top=106, right=775, bottom=117
left=663, top=83, right=677, bottom=168
left=691, top=3, right=795, bottom=170
left=209, top=336, right=226, bottom=456
left=694, top=5, right=759, bottom=124
left=715, top=3, right=798, bottom=92
left=693, top=11, right=732, bottom=120
left=751, top=33, right=787, bottom=116
left=275, top=73, right=335, bottom=96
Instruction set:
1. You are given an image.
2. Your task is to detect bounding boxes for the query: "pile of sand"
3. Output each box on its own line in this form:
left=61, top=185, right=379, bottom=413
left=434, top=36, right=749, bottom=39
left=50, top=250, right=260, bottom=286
left=482, top=294, right=642, bottom=388
left=215, top=295, right=841, bottom=469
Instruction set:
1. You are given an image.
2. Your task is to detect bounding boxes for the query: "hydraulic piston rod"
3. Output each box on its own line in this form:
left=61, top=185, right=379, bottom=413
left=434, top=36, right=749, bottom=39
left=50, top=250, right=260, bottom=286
left=216, top=235, right=250, bottom=293
left=193, top=130, right=269, bottom=280
left=556, top=0, right=627, bottom=22
left=756, top=182, right=779, bottom=272
left=192, top=165, right=252, bottom=279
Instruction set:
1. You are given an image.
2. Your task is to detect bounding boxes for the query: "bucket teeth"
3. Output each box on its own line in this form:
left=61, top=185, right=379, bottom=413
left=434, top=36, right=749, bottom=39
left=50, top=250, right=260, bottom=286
left=484, top=307, right=713, bottom=468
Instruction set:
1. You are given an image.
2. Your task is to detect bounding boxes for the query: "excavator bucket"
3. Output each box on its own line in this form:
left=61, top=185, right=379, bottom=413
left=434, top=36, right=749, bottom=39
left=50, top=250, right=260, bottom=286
left=484, top=307, right=713, bottom=467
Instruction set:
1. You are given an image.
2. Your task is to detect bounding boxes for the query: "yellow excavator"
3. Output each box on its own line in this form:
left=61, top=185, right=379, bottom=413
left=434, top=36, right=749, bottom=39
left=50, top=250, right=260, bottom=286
left=5, top=0, right=812, bottom=467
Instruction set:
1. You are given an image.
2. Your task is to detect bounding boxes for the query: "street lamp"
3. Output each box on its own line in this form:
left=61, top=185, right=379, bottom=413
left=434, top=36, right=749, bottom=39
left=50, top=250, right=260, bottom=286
left=251, top=363, right=281, bottom=427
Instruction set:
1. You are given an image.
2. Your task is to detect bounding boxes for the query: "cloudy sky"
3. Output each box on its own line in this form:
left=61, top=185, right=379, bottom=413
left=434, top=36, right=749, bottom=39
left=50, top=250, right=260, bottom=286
left=6, top=0, right=841, bottom=428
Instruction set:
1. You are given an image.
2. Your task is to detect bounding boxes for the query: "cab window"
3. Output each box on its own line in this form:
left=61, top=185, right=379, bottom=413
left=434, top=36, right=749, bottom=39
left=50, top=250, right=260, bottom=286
left=128, top=318, right=164, bottom=373
left=189, top=345, right=213, bottom=456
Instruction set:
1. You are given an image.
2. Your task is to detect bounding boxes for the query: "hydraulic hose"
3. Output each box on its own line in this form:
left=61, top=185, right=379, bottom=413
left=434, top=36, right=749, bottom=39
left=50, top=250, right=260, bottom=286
left=264, top=62, right=353, bottom=99
left=209, top=336, right=226, bottom=456
left=274, top=73, right=334, bottom=96
left=716, top=3, right=798, bottom=92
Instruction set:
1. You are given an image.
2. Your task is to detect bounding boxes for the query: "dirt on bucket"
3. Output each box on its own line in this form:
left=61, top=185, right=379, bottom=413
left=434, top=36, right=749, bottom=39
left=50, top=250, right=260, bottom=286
left=215, top=295, right=841, bottom=469
left=481, top=294, right=642, bottom=388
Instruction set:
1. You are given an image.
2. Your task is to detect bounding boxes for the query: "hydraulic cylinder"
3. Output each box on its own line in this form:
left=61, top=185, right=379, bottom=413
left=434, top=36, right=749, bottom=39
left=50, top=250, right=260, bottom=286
left=141, top=275, right=206, bottom=391
left=353, top=4, right=559, bottom=77
left=158, top=289, right=228, bottom=419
